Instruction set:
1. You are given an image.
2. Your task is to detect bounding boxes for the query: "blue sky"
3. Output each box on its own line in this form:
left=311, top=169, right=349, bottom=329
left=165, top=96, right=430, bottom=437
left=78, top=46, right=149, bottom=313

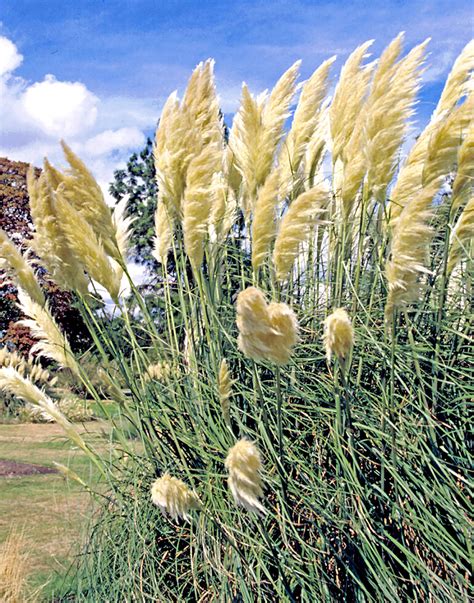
left=0, top=0, right=472, bottom=193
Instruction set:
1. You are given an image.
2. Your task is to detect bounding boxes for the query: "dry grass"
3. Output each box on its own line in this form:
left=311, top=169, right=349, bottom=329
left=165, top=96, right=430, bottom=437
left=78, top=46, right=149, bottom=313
left=0, top=530, right=31, bottom=603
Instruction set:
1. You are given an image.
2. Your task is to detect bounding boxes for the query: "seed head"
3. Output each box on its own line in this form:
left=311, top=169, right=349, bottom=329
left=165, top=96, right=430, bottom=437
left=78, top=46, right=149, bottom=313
left=225, top=439, right=266, bottom=514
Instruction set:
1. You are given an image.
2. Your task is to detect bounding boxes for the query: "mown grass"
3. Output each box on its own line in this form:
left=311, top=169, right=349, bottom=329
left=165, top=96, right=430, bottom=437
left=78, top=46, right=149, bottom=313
left=0, top=422, right=108, bottom=600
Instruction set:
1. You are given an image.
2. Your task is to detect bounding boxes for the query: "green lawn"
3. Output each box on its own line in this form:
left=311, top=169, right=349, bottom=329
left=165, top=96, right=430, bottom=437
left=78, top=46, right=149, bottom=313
left=0, top=421, right=110, bottom=600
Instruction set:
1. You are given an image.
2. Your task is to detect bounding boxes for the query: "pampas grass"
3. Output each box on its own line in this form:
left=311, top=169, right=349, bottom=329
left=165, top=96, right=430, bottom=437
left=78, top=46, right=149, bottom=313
left=0, top=228, right=45, bottom=306
left=16, top=289, right=80, bottom=375
left=7, top=36, right=472, bottom=602
left=273, top=184, right=328, bottom=281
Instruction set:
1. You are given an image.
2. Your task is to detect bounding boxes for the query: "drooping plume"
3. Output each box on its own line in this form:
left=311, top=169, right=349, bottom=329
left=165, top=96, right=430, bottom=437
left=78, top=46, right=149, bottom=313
left=236, top=287, right=299, bottom=365
left=0, top=227, right=45, bottom=306
left=273, top=185, right=329, bottom=282
left=16, top=289, right=80, bottom=376
left=225, top=439, right=266, bottom=514
left=151, top=473, right=201, bottom=521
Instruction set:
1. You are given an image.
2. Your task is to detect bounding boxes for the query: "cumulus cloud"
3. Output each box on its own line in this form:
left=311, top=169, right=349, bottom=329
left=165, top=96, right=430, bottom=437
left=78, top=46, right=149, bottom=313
left=21, top=74, right=99, bottom=137
left=0, top=35, right=156, bottom=200
left=0, top=36, right=23, bottom=75
left=83, top=127, right=145, bottom=156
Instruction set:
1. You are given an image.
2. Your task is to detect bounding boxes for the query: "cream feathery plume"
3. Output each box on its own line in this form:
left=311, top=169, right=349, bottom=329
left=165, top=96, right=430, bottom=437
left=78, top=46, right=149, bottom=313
left=0, top=347, right=57, bottom=388
left=432, top=39, right=474, bottom=118
left=225, top=439, right=266, bottom=515
left=385, top=179, right=441, bottom=319
left=323, top=308, right=354, bottom=363
left=27, top=168, right=89, bottom=295
left=225, top=144, right=243, bottom=195
left=451, top=120, right=474, bottom=213
left=422, top=95, right=473, bottom=187
left=54, top=189, right=121, bottom=301
left=144, top=361, right=173, bottom=383
left=229, top=85, right=267, bottom=218
left=110, top=197, right=135, bottom=289
left=154, top=92, right=195, bottom=221
left=230, top=63, right=299, bottom=214
left=0, top=366, right=89, bottom=451
left=261, top=60, right=300, bottom=151
left=236, top=287, right=277, bottom=362
left=389, top=45, right=473, bottom=226
left=151, top=473, right=201, bottom=521
left=251, top=169, right=280, bottom=269
left=330, top=40, right=374, bottom=165
left=182, top=59, right=223, bottom=147
left=236, top=287, right=299, bottom=365
left=365, top=36, right=429, bottom=201
left=279, top=56, right=336, bottom=197
left=447, top=195, right=474, bottom=274
left=209, top=172, right=237, bottom=244
left=42, top=157, right=64, bottom=189
left=0, top=228, right=45, bottom=306
left=218, top=359, right=233, bottom=427
left=59, top=142, right=119, bottom=259
left=305, top=104, right=330, bottom=188
left=16, top=289, right=80, bottom=375
left=266, top=302, right=300, bottom=365
left=337, top=35, right=426, bottom=214
left=273, top=185, right=329, bottom=282
left=112, top=197, right=134, bottom=263
left=152, top=201, right=173, bottom=264
left=183, top=143, right=223, bottom=268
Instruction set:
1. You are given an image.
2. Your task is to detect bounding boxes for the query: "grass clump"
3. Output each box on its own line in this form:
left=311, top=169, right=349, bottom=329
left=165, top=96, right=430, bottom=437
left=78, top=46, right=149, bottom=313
left=0, top=34, right=472, bottom=602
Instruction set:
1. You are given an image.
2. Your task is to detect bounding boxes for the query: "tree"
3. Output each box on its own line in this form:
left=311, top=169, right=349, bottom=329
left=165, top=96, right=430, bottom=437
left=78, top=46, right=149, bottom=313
left=0, top=157, right=91, bottom=355
left=109, top=138, right=158, bottom=268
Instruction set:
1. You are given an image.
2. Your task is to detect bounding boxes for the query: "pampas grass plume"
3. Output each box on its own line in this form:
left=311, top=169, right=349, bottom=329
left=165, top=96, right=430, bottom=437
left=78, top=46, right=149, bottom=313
left=218, top=359, right=232, bottom=427
left=54, top=189, right=121, bottom=301
left=236, top=287, right=299, bottom=365
left=273, top=185, right=328, bottom=281
left=16, top=289, right=80, bottom=376
left=251, top=169, right=280, bottom=269
left=0, top=228, right=45, bottom=306
left=323, top=308, right=354, bottom=363
left=151, top=473, right=201, bottom=521
left=225, top=439, right=266, bottom=514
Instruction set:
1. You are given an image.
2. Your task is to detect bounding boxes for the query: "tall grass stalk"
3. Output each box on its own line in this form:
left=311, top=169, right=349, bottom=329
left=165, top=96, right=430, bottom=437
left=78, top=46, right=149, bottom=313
left=1, top=37, right=472, bottom=602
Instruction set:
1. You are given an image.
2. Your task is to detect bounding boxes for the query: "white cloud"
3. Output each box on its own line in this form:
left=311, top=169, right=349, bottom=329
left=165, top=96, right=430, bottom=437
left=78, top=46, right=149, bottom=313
left=21, top=74, right=99, bottom=137
left=0, top=36, right=156, bottom=197
left=0, top=36, right=23, bottom=76
left=83, top=127, right=145, bottom=157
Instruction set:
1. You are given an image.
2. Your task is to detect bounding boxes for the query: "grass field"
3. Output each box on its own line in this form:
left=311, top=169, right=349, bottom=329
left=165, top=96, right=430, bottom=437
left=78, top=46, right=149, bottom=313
left=0, top=421, right=109, bottom=599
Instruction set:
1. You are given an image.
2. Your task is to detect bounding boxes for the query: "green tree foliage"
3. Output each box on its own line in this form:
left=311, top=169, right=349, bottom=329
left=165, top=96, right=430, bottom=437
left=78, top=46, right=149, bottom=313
left=109, top=138, right=158, bottom=268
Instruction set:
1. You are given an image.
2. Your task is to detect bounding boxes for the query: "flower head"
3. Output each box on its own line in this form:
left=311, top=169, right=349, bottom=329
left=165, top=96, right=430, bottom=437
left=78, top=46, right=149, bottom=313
left=323, top=308, right=354, bottom=363
left=236, top=287, right=299, bottom=365
left=151, top=473, right=201, bottom=521
left=225, top=439, right=266, bottom=514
